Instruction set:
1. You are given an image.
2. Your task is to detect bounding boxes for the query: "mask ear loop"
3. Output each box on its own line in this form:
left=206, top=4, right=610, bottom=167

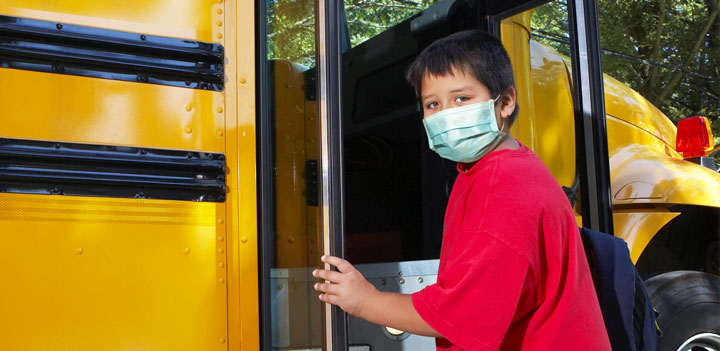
left=494, top=94, right=508, bottom=137
left=472, top=95, right=508, bottom=161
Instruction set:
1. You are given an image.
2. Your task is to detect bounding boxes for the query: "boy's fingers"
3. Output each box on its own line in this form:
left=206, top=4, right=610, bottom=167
left=313, top=269, right=342, bottom=282
left=319, top=293, right=339, bottom=306
left=314, top=282, right=340, bottom=295
left=321, top=255, right=354, bottom=273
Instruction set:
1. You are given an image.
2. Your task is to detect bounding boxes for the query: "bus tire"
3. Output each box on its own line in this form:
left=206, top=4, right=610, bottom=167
left=645, top=271, right=720, bottom=351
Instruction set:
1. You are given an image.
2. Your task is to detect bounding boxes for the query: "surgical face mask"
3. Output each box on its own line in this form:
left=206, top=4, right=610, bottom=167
left=422, top=96, right=506, bottom=163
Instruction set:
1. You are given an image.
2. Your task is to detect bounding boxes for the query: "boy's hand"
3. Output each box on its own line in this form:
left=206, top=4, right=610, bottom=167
left=313, top=255, right=380, bottom=318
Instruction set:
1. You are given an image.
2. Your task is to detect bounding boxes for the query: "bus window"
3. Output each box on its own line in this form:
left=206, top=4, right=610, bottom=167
left=340, top=1, right=482, bottom=349
left=341, top=0, right=480, bottom=265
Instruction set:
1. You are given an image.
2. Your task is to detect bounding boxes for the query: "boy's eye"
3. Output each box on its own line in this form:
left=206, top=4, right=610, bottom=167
left=454, top=96, right=470, bottom=103
left=425, top=101, right=438, bottom=109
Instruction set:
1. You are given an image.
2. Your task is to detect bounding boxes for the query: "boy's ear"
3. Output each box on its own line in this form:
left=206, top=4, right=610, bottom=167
left=499, top=87, right=517, bottom=119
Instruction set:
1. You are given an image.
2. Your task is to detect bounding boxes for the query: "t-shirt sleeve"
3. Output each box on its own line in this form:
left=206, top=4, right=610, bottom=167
left=412, top=231, right=535, bottom=350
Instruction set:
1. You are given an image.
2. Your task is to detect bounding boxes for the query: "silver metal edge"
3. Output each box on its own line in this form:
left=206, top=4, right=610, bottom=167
left=316, top=0, right=334, bottom=349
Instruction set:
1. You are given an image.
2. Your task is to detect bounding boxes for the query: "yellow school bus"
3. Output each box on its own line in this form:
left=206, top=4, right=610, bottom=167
left=0, top=0, right=717, bottom=350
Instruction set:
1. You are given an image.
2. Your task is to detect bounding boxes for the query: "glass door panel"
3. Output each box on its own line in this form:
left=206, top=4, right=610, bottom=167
left=339, top=1, right=460, bottom=350
left=263, top=0, right=323, bottom=349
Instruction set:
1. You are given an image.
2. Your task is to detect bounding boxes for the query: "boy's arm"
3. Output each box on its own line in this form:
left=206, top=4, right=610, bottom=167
left=313, top=255, right=442, bottom=338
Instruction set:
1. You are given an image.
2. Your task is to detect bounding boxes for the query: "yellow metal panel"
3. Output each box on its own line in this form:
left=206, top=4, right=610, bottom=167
left=223, top=0, right=260, bottom=349
left=527, top=41, right=577, bottom=188
left=0, top=0, right=220, bottom=42
left=502, top=14, right=536, bottom=151
left=0, top=193, right=227, bottom=351
left=0, top=1, right=235, bottom=350
left=273, top=59, right=309, bottom=268
left=604, top=75, right=677, bottom=148
left=613, top=211, right=680, bottom=263
left=502, top=13, right=576, bottom=189
left=0, top=68, right=224, bottom=153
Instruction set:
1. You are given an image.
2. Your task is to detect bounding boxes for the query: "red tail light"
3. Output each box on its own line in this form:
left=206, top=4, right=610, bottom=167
left=676, top=116, right=713, bottom=158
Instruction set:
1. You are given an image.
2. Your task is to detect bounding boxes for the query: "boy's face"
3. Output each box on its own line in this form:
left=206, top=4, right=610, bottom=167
left=420, top=67, right=515, bottom=127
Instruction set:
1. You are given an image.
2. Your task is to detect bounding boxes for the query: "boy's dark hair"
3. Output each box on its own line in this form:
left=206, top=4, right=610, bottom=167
left=406, top=29, right=519, bottom=123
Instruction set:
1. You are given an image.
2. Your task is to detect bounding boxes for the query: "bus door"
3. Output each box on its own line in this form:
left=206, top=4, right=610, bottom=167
left=258, top=0, right=610, bottom=350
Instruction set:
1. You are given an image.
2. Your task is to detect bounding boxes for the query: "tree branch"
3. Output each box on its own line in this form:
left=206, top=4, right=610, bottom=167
left=648, top=0, right=667, bottom=96
left=656, top=1, right=719, bottom=103
left=345, top=3, right=421, bottom=12
left=347, top=20, right=391, bottom=29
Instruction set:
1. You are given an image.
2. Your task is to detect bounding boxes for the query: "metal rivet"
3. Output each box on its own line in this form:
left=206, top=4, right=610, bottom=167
left=241, top=236, right=248, bottom=243
left=183, top=248, right=190, bottom=254
left=399, top=278, right=405, bottom=284
left=217, top=218, right=224, bottom=224
left=185, top=104, right=192, bottom=111
left=217, top=130, right=223, bottom=137
left=218, top=248, right=224, bottom=254
left=239, top=77, right=246, bottom=84
left=398, top=271, right=403, bottom=276
left=218, top=262, right=225, bottom=268
left=217, top=33, right=223, bottom=39
left=56, top=23, right=63, bottom=30
left=218, top=236, right=224, bottom=242
left=217, top=21, right=223, bottom=26
left=218, top=278, right=225, bottom=284
left=185, top=127, right=192, bottom=134
left=277, top=284, right=283, bottom=290
left=140, top=35, right=147, bottom=41
left=217, top=107, right=223, bottom=113
left=219, top=337, right=226, bottom=344
left=287, top=237, right=295, bottom=244
left=74, top=248, right=83, bottom=255
left=418, top=277, right=424, bottom=283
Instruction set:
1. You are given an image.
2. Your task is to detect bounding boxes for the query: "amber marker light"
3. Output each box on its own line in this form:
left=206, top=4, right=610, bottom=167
left=676, top=116, right=714, bottom=158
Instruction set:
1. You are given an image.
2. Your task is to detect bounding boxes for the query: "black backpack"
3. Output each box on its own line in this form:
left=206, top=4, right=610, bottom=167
left=579, top=227, right=661, bottom=351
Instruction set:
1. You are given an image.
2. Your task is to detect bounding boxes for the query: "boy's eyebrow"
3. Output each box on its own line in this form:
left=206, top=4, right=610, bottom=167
left=450, top=85, right=475, bottom=93
left=421, top=85, right=476, bottom=101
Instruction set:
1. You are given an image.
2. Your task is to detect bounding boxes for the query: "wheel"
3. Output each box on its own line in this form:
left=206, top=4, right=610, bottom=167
left=645, top=271, right=720, bottom=351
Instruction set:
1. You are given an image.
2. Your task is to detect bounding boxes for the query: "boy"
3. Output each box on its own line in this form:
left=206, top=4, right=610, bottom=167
left=313, top=30, right=610, bottom=350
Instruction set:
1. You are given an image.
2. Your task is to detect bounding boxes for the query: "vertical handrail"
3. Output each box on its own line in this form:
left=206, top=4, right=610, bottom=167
left=316, top=0, right=348, bottom=350
left=316, top=0, right=334, bottom=346
left=567, top=0, right=615, bottom=234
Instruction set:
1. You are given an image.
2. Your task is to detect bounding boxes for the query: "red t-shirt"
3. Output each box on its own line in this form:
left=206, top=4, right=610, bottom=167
left=412, top=142, right=610, bottom=351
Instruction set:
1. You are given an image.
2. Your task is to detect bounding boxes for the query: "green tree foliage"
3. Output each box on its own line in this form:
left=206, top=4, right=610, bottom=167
left=345, top=0, right=441, bottom=46
left=532, top=0, right=720, bottom=153
left=267, top=0, right=439, bottom=67
left=267, top=0, right=316, bottom=67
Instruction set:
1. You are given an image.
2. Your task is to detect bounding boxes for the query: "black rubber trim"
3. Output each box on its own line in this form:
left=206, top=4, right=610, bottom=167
left=0, top=15, right=224, bottom=91
left=0, top=138, right=226, bottom=202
